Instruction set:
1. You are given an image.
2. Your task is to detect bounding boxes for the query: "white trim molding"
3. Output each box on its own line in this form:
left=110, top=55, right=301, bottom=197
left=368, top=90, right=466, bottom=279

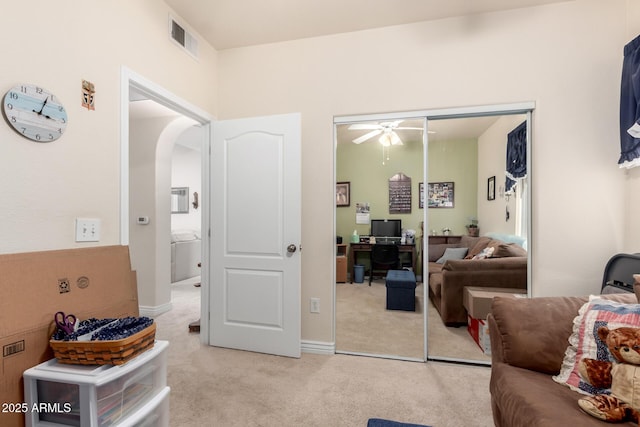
left=301, top=340, right=335, bottom=355
left=139, top=302, right=172, bottom=318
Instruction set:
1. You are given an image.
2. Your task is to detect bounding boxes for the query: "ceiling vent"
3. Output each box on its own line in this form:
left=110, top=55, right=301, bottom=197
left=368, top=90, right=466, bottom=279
left=169, top=16, right=198, bottom=59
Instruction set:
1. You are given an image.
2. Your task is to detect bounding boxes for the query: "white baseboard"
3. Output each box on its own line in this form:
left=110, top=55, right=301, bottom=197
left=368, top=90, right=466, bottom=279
left=139, top=302, right=172, bottom=318
left=301, top=340, right=335, bottom=355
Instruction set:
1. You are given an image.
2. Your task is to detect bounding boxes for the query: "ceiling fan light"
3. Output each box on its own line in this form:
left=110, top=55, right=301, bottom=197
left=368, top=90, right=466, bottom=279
left=390, top=132, right=402, bottom=145
left=378, top=134, right=391, bottom=146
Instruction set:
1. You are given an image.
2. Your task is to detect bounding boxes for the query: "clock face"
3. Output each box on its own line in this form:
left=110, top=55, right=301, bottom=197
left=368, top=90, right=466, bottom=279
left=2, top=84, right=67, bottom=142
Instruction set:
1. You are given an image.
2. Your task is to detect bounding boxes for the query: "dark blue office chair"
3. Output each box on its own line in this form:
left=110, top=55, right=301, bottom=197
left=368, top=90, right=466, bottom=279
left=369, top=244, right=400, bottom=286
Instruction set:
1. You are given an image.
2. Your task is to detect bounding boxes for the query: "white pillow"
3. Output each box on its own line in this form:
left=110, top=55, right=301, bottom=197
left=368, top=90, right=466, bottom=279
left=553, top=296, right=640, bottom=395
left=436, top=247, right=468, bottom=264
left=472, top=246, right=495, bottom=260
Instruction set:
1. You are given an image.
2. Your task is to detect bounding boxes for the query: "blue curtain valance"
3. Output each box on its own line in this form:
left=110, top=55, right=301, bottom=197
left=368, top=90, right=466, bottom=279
left=619, top=34, right=640, bottom=168
left=505, top=121, right=527, bottom=194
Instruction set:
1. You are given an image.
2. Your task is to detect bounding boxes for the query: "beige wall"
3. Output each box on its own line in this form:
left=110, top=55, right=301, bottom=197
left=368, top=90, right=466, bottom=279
left=219, top=0, right=631, bottom=344
left=1, top=0, right=637, bottom=348
left=129, top=115, right=200, bottom=312
left=171, top=134, right=203, bottom=232
left=0, top=1, right=218, bottom=254
left=129, top=115, right=178, bottom=311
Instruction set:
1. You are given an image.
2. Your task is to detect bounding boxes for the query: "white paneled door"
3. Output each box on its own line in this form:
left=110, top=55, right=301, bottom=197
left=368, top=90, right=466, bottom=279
left=210, top=113, right=301, bottom=357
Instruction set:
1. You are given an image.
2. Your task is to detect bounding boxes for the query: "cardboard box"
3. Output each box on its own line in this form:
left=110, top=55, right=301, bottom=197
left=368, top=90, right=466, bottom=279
left=467, top=315, right=491, bottom=355
left=0, top=246, right=139, bottom=427
left=462, top=287, right=527, bottom=319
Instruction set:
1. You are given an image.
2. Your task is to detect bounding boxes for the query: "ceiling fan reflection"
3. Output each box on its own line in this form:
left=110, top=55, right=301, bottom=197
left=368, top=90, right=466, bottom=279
left=349, top=120, right=425, bottom=145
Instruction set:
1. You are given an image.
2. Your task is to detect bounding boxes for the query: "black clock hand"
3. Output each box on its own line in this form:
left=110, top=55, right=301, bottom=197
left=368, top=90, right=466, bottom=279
left=33, top=97, right=52, bottom=119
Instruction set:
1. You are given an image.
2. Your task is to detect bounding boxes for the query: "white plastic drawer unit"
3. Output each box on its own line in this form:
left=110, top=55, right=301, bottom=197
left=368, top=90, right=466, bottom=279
left=117, top=386, right=170, bottom=427
left=23, top=340, right=168, bottom=427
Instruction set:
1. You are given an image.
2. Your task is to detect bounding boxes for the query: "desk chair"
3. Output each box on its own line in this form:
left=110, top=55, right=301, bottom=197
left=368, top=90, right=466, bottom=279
left=601, top=253, right=640, bottom=294
left=369, top=244, right=400, bottom=286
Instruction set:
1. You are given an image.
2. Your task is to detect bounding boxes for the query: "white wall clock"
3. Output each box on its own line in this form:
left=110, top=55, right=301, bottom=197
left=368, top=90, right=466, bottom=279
left=2, top=84, right=67, bottom=142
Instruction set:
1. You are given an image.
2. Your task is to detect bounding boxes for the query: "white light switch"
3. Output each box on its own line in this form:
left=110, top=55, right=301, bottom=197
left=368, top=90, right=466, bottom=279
left=76, top=218, right=101, bottom=242
left=310, top=298, right=320, bottom=313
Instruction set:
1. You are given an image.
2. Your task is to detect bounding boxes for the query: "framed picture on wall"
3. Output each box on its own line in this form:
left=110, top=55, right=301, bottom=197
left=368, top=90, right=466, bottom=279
left=336, top=182, right=350, bottom=207
left=428, top=182, right=454, bottom=208
left=419, top=182, right=424, bottom=209
left=171, top=187, right=189, bottom=213
left=487, top=176, right=496, bottom=201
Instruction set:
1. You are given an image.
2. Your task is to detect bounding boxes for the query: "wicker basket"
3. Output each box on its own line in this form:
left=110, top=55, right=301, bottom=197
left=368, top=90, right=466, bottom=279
left=50, top=323, right=156, bottom=365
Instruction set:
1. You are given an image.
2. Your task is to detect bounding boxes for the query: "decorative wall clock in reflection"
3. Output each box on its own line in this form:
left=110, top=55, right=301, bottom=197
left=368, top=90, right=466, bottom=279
left=2, top=84, right=68, bottom=142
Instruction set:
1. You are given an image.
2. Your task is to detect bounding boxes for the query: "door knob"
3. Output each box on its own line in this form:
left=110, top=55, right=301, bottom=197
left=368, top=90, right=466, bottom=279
left=287, top=244, right=297, bottom=253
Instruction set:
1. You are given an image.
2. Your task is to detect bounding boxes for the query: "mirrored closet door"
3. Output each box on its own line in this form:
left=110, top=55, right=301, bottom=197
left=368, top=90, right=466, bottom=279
left=334, top=103, right=532, bottom=364
left=334, top=116, right=426, bottom=361
left=425, top=111, right=531, bottom=364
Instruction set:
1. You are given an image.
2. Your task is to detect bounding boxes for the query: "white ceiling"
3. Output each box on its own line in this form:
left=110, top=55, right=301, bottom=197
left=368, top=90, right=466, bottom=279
left=164, top=0, right=572, bottom=50
left=137, top=2, right=544, bottom=142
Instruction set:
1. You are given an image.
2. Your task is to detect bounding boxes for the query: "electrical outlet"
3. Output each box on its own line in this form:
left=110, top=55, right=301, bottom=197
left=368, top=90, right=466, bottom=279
left=310, top=298, right=320, bottom=313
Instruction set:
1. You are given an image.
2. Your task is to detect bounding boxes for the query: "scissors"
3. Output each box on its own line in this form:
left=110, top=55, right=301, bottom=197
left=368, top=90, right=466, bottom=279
left=55, top=311, right=77, bottom=335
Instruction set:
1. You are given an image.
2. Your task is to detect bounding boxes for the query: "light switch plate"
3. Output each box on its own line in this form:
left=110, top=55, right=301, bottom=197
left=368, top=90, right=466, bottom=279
left=310, top=298, right=320, bottom=313
left=75, top=218, right=101, bottom=242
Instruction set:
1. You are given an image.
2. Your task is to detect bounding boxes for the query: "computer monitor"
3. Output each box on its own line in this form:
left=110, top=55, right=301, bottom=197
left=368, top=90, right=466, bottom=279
left=370, top=219, right=401, bottom=239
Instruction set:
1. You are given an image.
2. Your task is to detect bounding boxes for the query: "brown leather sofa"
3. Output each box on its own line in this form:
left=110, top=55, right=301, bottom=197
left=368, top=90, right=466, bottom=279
left=427, top=235, right=527, bottom=326
left=488, top=293, right=637, bottom=427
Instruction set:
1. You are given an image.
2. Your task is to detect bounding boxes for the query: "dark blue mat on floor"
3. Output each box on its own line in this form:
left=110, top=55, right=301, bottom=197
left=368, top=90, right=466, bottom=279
left=367, top=419, right=430, bottom=427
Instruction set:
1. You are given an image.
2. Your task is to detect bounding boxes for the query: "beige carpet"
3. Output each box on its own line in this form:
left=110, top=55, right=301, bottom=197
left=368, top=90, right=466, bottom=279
left=336, top=280, right=491, bottom=363
left=426, top=299, right=492, bottom=363
left=155, top=278, right=494, bottom=426
left=336, top=281, right=424, bottom=359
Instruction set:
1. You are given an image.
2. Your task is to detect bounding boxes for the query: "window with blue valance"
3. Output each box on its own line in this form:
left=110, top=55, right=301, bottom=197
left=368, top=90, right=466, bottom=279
left=506, top=121, right=527, bottom=194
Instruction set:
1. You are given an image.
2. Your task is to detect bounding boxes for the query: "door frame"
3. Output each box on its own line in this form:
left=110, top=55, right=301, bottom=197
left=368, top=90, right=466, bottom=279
left=334, top=101, right=534, bottom=363
left=119, top=67, right=213, bottom=343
